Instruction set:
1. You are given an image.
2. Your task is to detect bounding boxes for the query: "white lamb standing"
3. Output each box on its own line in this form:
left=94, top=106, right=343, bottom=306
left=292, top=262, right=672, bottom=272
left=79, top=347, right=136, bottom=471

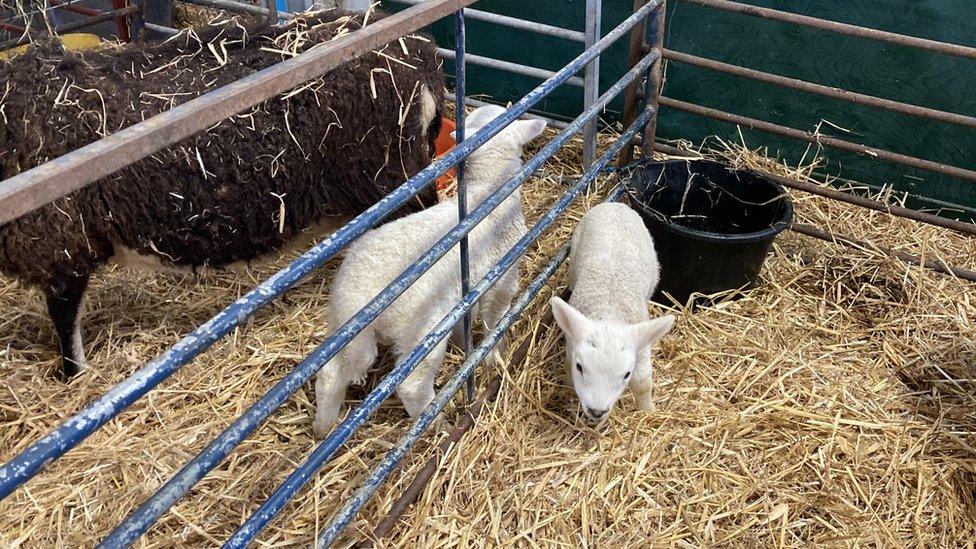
left=550, top=202, right=675, bottom=423
left=313, top=105, right=547, bottom=437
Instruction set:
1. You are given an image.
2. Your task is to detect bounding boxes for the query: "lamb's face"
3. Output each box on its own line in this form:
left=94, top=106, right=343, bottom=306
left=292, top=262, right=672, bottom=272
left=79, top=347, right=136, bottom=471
left=564, top=323, right=639, bottom=423
left=550, top=297, right=674, bottom=424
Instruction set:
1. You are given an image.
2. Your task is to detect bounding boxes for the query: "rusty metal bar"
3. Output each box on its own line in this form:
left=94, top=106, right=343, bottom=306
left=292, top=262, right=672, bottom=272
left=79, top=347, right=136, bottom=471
left=39, top=0, right=129, bottom=40
left=792, top=223, right=976, bottom=281
left=618, top=0, right=650, bottom=166
left=679, top=0, right=976, bottom=60
left=663, top=49, right=976, bottom=129
left=49, top=0, right=130, bottom=41
left=51, top=0, right=104, bottom=17
left=436, top=48, right=586, bottom=87
left=0, top=20, right=28, bottom=34
left=0, top=0, right=479, bottom=225
left=652, top=143, right=976, bottom=236
left=390, top=0, right=586, bottom=43
left=0, top=5, right=139, bottom=50
left=657, top=96, right=976, bottom=183
left=446, top=92, right=572, bottom=129
left=178, top=0, right=296, bottom=19
left=640, top=0, right=666, bottom=158
left=111, top=0, right=130, bottom=41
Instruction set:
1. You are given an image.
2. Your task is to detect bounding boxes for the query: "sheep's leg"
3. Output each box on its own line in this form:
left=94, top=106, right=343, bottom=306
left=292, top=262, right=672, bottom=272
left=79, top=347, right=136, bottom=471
left=630, top=347, right=655, bottom=411
left=481, top=270, right=518, bottom=368
left=45, top=274, right=90, bottom=379
left=313, top=328, right=378, bottom=438
left=396, top=338, right=447, bottom=423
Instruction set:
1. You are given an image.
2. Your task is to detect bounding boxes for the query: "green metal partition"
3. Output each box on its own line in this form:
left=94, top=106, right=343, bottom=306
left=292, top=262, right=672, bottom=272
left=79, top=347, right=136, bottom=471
left=415, top=0, right=976, bottom=219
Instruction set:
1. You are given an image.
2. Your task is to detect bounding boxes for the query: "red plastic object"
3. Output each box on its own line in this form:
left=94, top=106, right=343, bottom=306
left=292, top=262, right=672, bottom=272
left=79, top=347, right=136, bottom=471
left=434, top=117, right=456, bottom=191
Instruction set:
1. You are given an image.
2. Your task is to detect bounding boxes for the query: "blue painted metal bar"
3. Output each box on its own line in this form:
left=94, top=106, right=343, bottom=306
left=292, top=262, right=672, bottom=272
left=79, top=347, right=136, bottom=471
left=0, top=0, right=663, bottom=504
left=314, top=113, right=650, bottom=548
left=454, top=9, right=475, bottom=403
left=221, top=51, right=660, bottom=549
left=100, top=22, right=662, bottom=546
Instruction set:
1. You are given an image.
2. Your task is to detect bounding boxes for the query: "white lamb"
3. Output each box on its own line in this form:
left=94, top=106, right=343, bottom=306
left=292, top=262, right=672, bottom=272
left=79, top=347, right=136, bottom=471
left=550, top=202, right=675, bottom=424
left=312, top=105, right=547, bottom=437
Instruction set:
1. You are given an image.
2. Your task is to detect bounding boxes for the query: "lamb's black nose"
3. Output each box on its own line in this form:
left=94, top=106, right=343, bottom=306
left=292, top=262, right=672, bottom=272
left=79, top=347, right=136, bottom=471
left=586, top=407, right=609, bottom=419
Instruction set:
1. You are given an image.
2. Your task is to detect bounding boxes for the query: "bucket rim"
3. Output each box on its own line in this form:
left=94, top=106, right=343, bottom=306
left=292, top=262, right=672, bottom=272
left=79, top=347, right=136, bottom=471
left=628, top=158, right=794, bottom=244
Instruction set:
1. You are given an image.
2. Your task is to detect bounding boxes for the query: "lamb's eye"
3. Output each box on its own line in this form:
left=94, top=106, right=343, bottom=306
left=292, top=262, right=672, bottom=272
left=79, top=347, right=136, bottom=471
left=575, top=363, right=583, bottom=374
left=624, top=371, right=631, bottom=380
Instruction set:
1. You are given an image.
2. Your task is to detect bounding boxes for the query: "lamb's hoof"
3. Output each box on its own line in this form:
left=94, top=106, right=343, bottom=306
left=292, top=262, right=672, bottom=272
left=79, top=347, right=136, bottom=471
left=486, top=341, right=508, bottom=369
left=312, top=419, right=333, bottom=439
left=312, top=409, right=340, bottom=439
left=635, top=395, right=656, bottom=412
left=429, top=415, right=452, bottom=435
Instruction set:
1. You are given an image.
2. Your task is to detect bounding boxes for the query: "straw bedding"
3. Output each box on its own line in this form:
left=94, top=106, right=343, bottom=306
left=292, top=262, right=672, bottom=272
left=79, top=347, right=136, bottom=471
left=1, top=121, right=975, bottom=546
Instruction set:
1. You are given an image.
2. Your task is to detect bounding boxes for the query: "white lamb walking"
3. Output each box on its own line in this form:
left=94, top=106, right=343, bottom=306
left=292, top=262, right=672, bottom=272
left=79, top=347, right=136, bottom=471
left=550, top=202, right=675, bottom=423
left=313, top=105, right=546, bottom=437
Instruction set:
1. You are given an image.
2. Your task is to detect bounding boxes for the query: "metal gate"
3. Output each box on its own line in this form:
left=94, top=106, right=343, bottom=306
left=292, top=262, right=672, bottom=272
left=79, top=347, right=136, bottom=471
left=0, top=0, right=667, bottom=545
left=1, top=0, right=975, bottom=545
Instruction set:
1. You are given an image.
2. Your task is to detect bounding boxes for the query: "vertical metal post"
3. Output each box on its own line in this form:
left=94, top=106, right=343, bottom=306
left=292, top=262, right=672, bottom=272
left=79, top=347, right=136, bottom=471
left=261, top=0, right=278, bottom=27
left=454, top=9, right=475, bottom=403
left=616, top=0, right=649, bottom=166
left=111, top=0, right=131, bottom=41
left=582, top=0, right=602, bottom=168
left=641, top=0, right=666, bottom=157
left=136, top=0, right=173, bottom=41
left=129, top=0, right=146, bottom=41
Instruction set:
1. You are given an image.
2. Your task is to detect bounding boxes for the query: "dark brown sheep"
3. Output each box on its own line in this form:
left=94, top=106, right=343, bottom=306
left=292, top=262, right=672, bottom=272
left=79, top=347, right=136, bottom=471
left=0, top=10, right=444, bottom=378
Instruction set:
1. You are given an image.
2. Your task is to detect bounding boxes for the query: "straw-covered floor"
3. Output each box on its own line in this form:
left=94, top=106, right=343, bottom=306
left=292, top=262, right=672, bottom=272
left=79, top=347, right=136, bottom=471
left=1, top=118, right=975, bottom=547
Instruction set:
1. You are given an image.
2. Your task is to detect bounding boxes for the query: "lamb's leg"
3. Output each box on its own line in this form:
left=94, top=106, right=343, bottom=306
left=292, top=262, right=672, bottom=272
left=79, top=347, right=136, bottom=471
left=313, top=327, right=378, bottom=438
left=396, top=338, right=447, bottom=421
left=45, top=274, right=91, bottom=379
left=630, top=347, right=655, bottom=411
left=481, top=271, right=518, bottom=368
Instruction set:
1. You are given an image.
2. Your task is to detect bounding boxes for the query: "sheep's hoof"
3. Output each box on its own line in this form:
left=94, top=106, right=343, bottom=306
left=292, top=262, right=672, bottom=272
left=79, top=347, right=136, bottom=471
left=311, top=419, right=332, bottom=439
left=486, top=339, right=508, bottom=369
left=635, top=394, right=656, bottom=412
left=312, top=409, right=341, bottom=439
left=429, top=415, right=452, bottom=434
left=60, top=357, right=87, bottom=380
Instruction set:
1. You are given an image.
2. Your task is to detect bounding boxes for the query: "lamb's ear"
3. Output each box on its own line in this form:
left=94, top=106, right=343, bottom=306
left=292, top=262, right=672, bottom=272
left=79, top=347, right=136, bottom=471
left=550, top=296, right=589, bottom=342
left=511, top=119, right=548, bottom=146
left=465, top=104, right=506, bottom=131
left=630, top=315, right=675, bottom=349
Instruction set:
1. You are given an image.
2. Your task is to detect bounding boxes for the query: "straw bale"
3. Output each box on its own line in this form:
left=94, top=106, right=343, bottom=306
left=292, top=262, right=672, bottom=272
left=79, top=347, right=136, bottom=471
left=1, top=123, right=974, bottom=547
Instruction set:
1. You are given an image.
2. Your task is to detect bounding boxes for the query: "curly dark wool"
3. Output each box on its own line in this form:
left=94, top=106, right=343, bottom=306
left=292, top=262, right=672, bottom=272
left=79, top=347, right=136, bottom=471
left=0, top=10, right=444, bottom=376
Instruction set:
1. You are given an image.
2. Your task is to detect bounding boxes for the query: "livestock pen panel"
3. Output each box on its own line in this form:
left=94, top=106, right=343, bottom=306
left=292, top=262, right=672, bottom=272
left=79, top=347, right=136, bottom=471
left=1, top=0, right=975, bottom=547
left=428, top=0, right=976, bottom=218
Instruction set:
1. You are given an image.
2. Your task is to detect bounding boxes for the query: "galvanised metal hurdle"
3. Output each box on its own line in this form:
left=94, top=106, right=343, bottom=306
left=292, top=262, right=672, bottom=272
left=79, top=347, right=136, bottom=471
left=646, top=0, right=976, bottom=239
left=642, top=0, right=976, bottom=282
left=0, top=0, right=667, bottom=545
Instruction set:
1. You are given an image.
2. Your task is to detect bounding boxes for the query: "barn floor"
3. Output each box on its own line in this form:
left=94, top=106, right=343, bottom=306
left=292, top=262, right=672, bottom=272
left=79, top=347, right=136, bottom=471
left=1, top=127, right=975, bottom=547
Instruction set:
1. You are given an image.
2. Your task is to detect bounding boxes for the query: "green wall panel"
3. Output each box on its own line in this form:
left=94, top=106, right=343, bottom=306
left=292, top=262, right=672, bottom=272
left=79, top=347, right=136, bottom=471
left=396, top=0, right=976, bottom=219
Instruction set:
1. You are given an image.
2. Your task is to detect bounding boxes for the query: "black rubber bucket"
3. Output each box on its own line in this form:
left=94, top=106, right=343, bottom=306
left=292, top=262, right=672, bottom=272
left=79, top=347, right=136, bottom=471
left=627, top=159, right=793, bottom=306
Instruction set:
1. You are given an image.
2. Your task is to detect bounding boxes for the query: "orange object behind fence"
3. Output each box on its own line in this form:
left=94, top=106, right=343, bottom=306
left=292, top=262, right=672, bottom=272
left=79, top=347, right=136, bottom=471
left=434, top=118, right=457, bottom=199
